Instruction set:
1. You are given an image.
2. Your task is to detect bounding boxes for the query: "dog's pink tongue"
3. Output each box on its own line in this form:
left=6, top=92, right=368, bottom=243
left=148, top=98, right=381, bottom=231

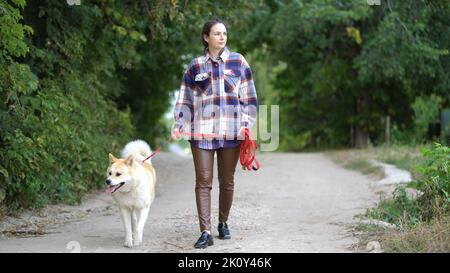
left=105, top=185, right=117, bottom=194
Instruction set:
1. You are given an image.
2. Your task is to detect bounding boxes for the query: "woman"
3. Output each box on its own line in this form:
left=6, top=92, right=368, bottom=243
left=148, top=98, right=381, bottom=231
left=172, top=19, right=258, bottom=249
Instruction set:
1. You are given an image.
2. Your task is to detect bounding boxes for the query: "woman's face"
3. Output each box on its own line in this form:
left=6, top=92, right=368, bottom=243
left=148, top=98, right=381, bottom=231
left=204, top=23, right=227, bottom=51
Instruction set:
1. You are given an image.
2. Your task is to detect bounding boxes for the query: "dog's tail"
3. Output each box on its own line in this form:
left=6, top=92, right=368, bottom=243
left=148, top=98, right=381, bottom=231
left=121, top=139, right=153, bottom=164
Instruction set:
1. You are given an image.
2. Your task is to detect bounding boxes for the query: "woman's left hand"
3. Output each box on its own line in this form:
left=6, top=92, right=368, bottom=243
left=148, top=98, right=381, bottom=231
left=238, top=127, right=246, bottom=140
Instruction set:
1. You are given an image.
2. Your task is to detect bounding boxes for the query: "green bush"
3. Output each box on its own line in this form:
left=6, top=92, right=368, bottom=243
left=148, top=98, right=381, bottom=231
left=0, top=1, right=134, bottom=214
left=0, top=68, right=135, bottom=213
left=411, top=95, right=442, bottom=143
left=391, top=94, right=442, bottom=146
left=367, top=186, right=423, bottom=228
left=367, top=143, right=450, bottom=227
left=416, top=143, right=450, bottom=220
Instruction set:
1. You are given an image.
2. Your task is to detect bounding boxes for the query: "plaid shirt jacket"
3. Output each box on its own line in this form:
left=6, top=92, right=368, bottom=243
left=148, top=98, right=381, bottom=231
left=172, top=47, right=258, bottom=150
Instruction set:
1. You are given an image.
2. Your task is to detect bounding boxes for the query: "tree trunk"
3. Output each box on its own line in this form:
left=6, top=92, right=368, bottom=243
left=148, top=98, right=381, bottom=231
left=385, top=115, right=391, bottom=145
left=354, top=126, right=369, bottom=148
left=353, top=90, right=370, bottom=148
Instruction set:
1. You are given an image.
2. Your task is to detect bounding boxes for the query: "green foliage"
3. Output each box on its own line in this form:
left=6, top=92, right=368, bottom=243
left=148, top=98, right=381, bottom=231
left=367, top=143, right=450, bottom=228
left=367, top=186, right=423, bottom=228
left=0, top=0, right=32, bottom=59
left=416, top=143, right=450, bottom=220
left=411, top=95, right=442, bottom=143
left=391, top=95, right=443, bottom=145
left=0, top=0, right=155, bottom=213
left=260, top=0, right=450, bottom=149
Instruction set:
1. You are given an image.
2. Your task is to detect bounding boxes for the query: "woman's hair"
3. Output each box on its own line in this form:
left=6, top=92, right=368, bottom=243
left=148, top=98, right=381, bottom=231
left=201, top=19, right=227, bottom=51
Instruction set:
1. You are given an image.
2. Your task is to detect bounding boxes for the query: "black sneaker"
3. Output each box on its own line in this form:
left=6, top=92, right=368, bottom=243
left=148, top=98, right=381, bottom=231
left=218, top=222, right=231, bottom=239
left=194, top=231, right=214, bottom=249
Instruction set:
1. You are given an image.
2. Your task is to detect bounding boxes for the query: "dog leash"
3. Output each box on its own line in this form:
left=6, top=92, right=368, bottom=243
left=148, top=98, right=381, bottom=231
left=141, top=132, right=217, bottom=163
left=142, top=138, right=172, bottom=163
left=239, top=128, right=260, bottom=171
left=142, top=130, right=260, bottom=171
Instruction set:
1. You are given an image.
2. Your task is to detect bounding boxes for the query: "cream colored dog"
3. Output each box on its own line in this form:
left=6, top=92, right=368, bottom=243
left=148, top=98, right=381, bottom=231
left=105, top=140, right=156, bottom=248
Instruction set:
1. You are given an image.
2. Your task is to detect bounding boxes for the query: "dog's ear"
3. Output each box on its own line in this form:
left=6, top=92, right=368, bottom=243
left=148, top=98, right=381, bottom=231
left=125, top=155, right=134, bottom=166
left=109, top=153, right=118, bottom=163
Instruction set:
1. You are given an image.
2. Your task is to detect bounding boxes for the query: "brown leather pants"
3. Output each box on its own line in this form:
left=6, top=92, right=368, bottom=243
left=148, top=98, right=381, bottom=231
left=191, top=144, right=241, bottom=232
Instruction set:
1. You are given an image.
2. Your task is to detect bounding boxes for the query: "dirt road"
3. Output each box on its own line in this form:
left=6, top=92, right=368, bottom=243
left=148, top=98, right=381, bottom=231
left=0, top=151, right=381, bottom=253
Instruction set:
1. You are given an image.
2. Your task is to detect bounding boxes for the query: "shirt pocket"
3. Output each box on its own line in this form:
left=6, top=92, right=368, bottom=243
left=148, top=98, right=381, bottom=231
left=193, top=72, right=212, bottom=96
left=224, top=69, right=241, bottom=94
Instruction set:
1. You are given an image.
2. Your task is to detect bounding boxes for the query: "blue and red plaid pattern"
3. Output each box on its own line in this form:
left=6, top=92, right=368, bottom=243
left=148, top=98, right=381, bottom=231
left=172, top=47, right=258, bottom=150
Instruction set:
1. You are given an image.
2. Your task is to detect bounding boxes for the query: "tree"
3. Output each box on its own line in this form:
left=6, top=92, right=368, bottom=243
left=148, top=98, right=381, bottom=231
left=267, top=0, right=450, bottom=148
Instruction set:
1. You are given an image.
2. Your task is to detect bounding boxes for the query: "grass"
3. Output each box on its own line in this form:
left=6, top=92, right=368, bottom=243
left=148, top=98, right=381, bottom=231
left=381, top=216, right=450, bottom=252
left=326, top=144, right=428, bottom=180
left=327, top=143, right=450, bottom=253
left=366, top=186, right=423, bottom=228
left=344, top=159, right=384, bottom=178
left=353, top=216, right=450, bottom=253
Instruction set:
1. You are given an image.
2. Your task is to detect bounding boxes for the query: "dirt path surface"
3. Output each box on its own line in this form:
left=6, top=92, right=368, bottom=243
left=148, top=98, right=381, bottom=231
left=0, top=151, right=381, bottom=253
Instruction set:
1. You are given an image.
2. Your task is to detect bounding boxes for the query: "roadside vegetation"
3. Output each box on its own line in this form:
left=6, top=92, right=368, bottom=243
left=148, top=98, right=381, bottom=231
left=329, top=143, right=449, bottom=252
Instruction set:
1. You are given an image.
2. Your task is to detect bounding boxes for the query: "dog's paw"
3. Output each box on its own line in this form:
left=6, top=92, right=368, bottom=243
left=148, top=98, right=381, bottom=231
left=133, top=232, right=142, bottom=246
left=124, top=239, right=133, bottom=248
left=133, top=238, right=142, bottom=247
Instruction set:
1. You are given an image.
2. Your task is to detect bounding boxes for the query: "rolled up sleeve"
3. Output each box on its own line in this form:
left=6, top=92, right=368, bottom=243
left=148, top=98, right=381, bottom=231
left=172, top=66, right=194, bottom=133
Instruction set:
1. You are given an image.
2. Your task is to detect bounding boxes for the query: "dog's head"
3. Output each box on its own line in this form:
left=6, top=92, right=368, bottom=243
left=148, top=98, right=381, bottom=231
left=105, top=153, right=135, bottom=194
